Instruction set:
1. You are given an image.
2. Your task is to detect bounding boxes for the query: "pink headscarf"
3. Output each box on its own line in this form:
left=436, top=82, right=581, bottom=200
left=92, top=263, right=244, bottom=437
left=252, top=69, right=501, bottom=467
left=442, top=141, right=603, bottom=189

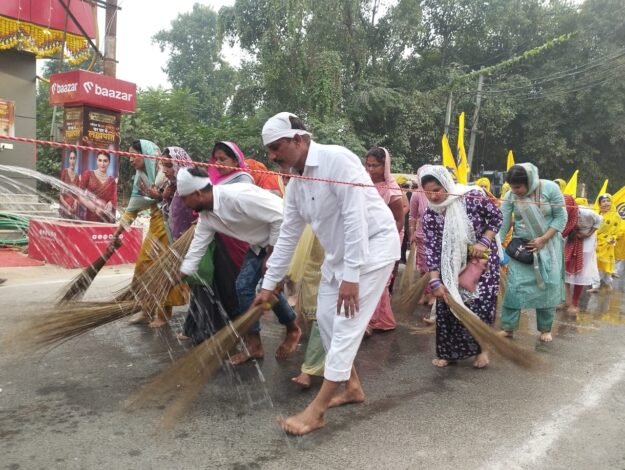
left=208, top=141, right=251, bottom=185
left=375, top=147, right=403, bottom=205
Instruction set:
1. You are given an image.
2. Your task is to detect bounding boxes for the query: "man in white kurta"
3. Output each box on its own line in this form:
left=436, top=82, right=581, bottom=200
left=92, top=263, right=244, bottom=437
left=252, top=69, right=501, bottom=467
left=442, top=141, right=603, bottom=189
left=177, top=168, right=301, bottom=363
left=253, top=112, right=400, bottom=435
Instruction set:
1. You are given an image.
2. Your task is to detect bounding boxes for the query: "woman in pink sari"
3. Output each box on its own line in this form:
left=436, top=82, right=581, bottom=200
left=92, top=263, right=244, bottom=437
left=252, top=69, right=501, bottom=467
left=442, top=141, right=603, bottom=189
left=208, top=141, right=255, bottom=268
left=365, top=147, right=407, bottom=334
left=80, top=152, right=117, bottom=223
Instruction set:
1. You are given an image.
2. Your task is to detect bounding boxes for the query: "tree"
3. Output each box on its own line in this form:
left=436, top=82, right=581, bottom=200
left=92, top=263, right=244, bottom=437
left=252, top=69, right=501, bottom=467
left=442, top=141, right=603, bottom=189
left=153, top=4, right=237, bottom=125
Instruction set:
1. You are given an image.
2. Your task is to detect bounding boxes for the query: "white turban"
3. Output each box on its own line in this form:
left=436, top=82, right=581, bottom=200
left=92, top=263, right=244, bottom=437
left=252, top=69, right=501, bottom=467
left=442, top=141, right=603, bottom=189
left=177, top=167, right=211, bottom=196
left=261, top=112, right=311, bottom=146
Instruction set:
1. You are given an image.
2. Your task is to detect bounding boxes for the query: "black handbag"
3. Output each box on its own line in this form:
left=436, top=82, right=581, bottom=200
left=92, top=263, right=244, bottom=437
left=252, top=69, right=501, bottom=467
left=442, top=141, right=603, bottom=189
left=505, top=238, right=534, bottom=264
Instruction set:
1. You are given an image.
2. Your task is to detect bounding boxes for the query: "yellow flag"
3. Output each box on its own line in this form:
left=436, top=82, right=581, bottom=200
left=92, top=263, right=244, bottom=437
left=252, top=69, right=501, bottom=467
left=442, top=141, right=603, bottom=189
left=441, top=134, right=458, bottom=181
left=611, top=185, right=625, bottom=220
left=506, top=150, right=515, bottom=170
left=456, top=112, right=468, bottom=184
left=593, top=179, right=609, bottom=212
left=563, top=170, right=578, bottom=196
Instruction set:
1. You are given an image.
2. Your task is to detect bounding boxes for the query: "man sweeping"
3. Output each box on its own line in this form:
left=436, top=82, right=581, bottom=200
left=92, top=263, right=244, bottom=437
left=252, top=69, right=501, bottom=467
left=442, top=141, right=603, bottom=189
left=253, top=112, right=400, bottom=435
left=176, top=167, right=301, bottom=364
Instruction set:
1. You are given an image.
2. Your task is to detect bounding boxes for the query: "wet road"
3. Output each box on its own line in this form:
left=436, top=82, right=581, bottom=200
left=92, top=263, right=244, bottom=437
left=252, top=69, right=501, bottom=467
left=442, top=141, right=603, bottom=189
left=2, top=265, right=625, bottom=469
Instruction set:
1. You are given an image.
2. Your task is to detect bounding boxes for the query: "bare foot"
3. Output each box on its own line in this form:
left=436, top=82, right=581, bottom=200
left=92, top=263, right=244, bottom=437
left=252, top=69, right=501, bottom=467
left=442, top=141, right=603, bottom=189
left=128, top=312, right=149, bottom=324
left=566, top=305, right=579, bottom=316
left=230, top=334, right=264, bottom=365
left=539, top=332, right=553, bottom=342
left=291, top=372, right=312, bottom=389
left=473, top=352, right=489, bottom=369
left=328, top=387, right=365, bottom=408
left=498, top=330, right=513, bottom=338
left=148, top=317, right=168, bottom=328
left=422, top=317, right=435, bottom=325
left=587, top=288, right=600, bottom=293
left=275, top=324, right=302, bottom=359
left=176, top=333, right=191, bottom=341
left=432, top=358, right=449, bottom=368
left=277, top=406, right=325, bottom=436
left=556, top=303, right=567, bottom=311
left=364, top=327, right=373, bottom=338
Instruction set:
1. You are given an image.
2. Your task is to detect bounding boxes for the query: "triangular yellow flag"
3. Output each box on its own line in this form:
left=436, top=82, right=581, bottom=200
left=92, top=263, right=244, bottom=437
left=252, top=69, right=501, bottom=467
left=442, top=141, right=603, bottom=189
left=593, top=179, right=609, bottom=212
left=456, top=113, right=468, bottom=184
left=610, top=185, right=625, bottom=220
left=441, top=134, right=458, bottom=181
left=563, top=170, right=578, bottom=196
left=506, top=150, right=515, bottom=171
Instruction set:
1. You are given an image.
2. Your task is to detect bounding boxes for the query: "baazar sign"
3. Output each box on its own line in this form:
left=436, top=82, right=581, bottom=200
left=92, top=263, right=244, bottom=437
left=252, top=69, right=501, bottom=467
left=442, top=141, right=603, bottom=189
left=49, top=70, right=136, bottom=113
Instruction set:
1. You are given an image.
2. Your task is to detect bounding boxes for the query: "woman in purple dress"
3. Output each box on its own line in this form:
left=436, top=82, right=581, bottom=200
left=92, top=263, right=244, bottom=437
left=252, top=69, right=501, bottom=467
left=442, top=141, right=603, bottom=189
left=421, top=166, right=502, bottom=369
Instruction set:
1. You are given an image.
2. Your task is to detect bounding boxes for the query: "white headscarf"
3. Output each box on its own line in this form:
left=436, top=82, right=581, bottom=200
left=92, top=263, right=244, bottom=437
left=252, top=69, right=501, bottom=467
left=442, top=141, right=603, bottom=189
left=420, top=165, right=484, bottom=302
left=262, top=112, right=311, bottom=145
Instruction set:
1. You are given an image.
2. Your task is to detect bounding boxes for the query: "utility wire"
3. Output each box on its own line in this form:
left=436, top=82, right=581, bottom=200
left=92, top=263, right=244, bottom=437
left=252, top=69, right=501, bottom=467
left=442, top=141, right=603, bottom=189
left=480, top=48, right=625, bottom=95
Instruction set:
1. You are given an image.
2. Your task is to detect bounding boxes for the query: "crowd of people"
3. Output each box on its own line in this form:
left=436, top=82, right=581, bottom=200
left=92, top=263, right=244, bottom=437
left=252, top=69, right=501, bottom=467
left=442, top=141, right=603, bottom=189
left=103, top=112, right=624, bottom=436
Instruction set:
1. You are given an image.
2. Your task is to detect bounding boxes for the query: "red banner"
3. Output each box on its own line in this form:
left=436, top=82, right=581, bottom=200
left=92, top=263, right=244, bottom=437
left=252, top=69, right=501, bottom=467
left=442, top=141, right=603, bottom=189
left=0, top=1, right=96, bottom=38
left=49, top=70, right=136, bottom=113
left=28, top=219, right=142, bottom=269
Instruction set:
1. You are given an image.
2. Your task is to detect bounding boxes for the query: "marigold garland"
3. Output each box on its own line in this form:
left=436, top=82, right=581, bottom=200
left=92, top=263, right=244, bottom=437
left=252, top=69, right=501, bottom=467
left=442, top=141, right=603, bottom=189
left=0, top=15, right=91, bottom=65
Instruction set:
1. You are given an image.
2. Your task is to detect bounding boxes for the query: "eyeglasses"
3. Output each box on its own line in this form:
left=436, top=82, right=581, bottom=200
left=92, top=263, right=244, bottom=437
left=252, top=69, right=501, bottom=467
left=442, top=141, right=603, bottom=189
left=365, top=162, right=383, bottom=169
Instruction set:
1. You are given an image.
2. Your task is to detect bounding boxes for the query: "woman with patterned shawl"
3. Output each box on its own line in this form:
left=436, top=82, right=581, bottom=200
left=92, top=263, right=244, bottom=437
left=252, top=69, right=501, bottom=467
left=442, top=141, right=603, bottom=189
left=498, top=163, right=567, bottom=342
left=110, top=139, right=187, bottom=328
left=364, top=147, right=407, bottom=334
left=421, top=165, right=502, bottom=368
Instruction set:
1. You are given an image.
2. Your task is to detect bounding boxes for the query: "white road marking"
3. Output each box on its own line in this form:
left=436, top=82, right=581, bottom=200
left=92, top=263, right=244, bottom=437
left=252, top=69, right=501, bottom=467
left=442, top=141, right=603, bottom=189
left=486, top=359, right=625, bottom=469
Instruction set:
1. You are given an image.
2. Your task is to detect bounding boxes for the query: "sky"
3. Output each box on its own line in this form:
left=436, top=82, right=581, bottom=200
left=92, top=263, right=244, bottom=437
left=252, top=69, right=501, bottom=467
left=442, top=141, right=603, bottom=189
left=108, top=0, right=236, bottom=89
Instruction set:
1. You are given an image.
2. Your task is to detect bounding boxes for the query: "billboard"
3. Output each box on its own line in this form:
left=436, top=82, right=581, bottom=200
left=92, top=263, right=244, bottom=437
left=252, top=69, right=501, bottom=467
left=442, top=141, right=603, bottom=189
left=49, top=69, right=136, bottom=113
left=60, top=106, right=120, bottom=222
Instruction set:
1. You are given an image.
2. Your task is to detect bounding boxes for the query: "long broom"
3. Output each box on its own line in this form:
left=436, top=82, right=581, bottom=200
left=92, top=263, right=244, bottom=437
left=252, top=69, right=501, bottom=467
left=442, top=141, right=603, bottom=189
left=11, top=301, right=141, bottom=351
left=397, top=243, right=417, bottom=293
left=56, top=238, right=122, bottom=304
left=446, top=296, right=539, bottom=369
left=114, top=225, right=196, bottom=305
left=392, top=270, right=431, bottom=316
left=12, top=226, right=197, bottom=350
left=124, top=301, right=274, bottom=429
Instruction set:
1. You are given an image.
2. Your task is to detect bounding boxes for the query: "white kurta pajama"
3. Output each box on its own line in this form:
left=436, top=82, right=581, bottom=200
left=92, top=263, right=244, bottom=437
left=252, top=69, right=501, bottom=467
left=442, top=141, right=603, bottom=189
left=262, top=141, right=400, bottom=382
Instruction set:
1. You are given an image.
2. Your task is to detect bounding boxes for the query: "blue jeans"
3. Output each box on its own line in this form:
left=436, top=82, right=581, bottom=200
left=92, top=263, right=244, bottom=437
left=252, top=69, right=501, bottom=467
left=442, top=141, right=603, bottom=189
left=235, top=248, right=296, bottom=333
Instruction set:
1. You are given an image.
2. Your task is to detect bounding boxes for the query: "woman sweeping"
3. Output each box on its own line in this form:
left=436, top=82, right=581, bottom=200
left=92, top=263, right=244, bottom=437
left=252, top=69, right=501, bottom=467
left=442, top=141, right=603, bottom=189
left=289, top=227, right=326, bottom=389
left=110, top=139, right=187, bottom=328
left=179, top=142, right=254, bottom=344
left=498, top=164, right=567, bottom=342
left=364, top=147, right=407, bottom=334
left=421, top=165, right=502, bottom=368
left=564, top=197, right=602, bottom=314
